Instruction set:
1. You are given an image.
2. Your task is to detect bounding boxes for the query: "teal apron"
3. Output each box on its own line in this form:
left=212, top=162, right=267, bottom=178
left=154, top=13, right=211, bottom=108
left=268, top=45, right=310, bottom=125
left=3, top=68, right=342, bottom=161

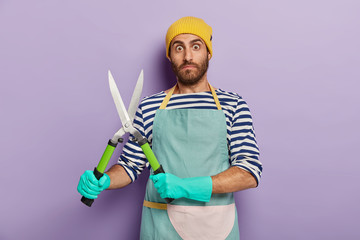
left=140, top=84, right=240, bottom=240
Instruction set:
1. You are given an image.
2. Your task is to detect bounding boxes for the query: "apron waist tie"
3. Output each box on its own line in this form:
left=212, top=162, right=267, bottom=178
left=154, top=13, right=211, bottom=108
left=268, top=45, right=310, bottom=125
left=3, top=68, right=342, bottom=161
left=144, top=200, right=167, bottom=210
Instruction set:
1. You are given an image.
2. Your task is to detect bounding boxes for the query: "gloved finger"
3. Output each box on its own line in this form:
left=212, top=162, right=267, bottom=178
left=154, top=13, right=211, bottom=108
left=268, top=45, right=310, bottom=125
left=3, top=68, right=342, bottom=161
left=81, top=177, right=102, bottom=194
left=79, top=187, right=98, bottom=199
left=152, top=178, right=167, bottom=195
left=153, top=178, right=166, bottom=190
left=150, top=173, right=164, bottom=183
left=84, top=170, right=101, bottom=185
left=77, top=181, right=99, bottom=199
left=98, top=173, right=110, bottom=189
left=80, top=187, right=99, bottom=199
left=83, top=177, right=103, bottom=192
left=157, top=186, right=166, bottom=197
left=78, top=174, right=96, bottom=191
left=82, top=184, right=101, bottom=196
left=98, top=175, right=107, bottom=186
left=149, top=175, right=155, bottom=181
left=160, top=190, right=173, bottom=199
left=160, top=192, right=167, bottom=199
left=79, top=173, right=102, bottom=191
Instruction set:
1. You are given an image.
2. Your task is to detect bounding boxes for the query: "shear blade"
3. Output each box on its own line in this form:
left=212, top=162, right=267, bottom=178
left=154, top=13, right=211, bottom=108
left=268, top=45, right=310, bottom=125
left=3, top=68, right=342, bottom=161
left=108, top=70, right=143, bottom=131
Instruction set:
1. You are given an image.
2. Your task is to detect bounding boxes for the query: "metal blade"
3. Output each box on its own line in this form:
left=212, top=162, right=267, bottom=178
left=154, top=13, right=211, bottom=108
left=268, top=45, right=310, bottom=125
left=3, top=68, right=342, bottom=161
left=108, top=70, right=131, bottom=126
left=127, top=70, right=144, bottom=121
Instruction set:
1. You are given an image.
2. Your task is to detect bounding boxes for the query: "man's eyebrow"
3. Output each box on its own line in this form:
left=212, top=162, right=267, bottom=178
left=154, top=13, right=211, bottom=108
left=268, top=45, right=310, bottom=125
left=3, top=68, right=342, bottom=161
left=171, top=38, right=204, bottom=46
left=190, top=39, right=204, bottom=44
left=172, top=40, right=184, bottom=46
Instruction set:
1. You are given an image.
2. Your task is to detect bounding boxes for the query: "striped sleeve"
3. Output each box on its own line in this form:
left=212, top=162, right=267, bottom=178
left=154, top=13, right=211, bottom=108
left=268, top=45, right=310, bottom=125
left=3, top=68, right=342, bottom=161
left=228, top=95, right=262, bottom=185
left=117, top=100, right=149, bottom=182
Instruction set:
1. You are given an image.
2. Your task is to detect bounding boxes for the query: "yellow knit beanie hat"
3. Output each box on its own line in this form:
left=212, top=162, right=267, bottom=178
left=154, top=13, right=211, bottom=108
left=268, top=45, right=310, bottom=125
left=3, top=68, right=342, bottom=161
left=166, top=16, right=213, bottom=58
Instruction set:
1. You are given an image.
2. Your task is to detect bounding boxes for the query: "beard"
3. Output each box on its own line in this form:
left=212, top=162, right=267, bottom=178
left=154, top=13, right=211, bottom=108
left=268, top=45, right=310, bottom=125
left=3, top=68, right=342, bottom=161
left=171, top=57, right=209, bottom=86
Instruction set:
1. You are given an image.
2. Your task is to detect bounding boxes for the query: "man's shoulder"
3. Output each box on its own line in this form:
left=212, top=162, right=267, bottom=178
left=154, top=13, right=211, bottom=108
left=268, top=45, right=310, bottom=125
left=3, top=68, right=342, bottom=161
left=216, top=89, right=252, bottom=117
left=216, top=88, right=244, bottom=103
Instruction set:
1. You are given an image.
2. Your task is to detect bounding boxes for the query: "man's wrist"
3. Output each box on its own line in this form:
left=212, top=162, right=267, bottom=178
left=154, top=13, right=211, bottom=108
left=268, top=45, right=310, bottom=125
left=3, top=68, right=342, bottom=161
left=183, top=176, right=212, bottom=202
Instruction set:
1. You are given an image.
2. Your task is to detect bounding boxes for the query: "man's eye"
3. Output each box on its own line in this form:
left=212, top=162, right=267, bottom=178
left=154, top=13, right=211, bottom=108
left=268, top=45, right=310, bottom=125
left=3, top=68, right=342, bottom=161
left=193, top=44, right=200, bottom=50
left=176, top=46, right=183, bottom=51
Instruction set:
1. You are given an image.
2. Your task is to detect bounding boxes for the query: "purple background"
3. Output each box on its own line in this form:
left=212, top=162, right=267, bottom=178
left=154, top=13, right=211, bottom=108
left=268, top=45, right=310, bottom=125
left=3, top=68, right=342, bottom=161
left=1, top=0, right=359, bottom=239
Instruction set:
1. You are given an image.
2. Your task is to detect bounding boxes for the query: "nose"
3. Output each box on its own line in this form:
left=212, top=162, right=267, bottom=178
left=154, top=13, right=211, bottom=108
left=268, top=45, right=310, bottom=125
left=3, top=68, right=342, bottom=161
left=184, top=47, right=193, bottom=62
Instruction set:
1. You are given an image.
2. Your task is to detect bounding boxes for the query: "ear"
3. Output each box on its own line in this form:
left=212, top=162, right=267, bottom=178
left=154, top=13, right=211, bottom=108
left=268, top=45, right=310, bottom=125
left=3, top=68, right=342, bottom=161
left=208, top=51, right=211, bottom=60
left=167, top=46, right=172, bottom=62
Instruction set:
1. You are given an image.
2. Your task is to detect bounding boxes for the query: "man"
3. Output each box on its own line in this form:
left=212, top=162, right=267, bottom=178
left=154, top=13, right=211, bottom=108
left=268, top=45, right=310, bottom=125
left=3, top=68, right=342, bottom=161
left=78, top=16, right=262, bottom=239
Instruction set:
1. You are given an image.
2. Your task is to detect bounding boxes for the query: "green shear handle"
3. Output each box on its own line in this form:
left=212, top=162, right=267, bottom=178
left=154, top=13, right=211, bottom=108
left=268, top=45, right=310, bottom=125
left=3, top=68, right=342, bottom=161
left=81, top=140, right=117, bottom=207
left=139, top=142, right=174, bottom=203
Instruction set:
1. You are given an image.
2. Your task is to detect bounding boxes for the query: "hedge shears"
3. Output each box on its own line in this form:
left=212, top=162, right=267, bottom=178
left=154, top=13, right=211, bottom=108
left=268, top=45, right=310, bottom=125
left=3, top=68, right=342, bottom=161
left=81, top=70, right=172, bottom=207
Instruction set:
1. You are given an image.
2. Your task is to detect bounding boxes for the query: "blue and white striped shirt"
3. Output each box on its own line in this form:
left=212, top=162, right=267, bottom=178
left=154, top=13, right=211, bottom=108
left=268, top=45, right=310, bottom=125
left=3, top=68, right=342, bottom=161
left=118, top=88, right=262, bottom=185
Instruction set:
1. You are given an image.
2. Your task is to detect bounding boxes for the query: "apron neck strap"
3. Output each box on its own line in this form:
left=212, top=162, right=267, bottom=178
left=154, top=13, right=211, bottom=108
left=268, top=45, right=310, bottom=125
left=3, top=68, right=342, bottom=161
left=159, top=83, right=222, bottom=110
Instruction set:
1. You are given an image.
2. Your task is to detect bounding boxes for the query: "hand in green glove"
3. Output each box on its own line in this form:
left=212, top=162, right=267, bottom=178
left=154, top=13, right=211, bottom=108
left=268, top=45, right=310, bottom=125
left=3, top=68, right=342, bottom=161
left=77, top=170, right=110, bottom=199
left=150, top=173, right=212, bottom=202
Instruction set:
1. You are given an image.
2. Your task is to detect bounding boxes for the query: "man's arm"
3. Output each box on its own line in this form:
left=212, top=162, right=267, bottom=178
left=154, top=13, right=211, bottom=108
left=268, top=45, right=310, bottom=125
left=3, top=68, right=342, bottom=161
left=222, top=95, right=261, bottom=192
left=106, top=164, right=132, bottom=190
left=150, top=167, right=257, bottom=202
left=211, top=166, right=257, bottom=194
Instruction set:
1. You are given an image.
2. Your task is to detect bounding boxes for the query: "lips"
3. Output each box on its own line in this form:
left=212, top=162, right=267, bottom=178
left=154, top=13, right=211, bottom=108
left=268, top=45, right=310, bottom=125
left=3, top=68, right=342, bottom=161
left=181, top=64, right=197, bottom=70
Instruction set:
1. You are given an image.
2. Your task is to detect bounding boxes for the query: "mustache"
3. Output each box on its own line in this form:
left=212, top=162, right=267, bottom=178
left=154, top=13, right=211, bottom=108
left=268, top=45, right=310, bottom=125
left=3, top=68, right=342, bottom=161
left=180, top=62, right=198, bottom=69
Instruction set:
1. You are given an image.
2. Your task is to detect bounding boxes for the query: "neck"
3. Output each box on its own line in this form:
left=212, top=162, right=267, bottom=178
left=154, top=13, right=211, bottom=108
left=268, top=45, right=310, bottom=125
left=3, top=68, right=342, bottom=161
left=174, top=74, right=210, bottom=94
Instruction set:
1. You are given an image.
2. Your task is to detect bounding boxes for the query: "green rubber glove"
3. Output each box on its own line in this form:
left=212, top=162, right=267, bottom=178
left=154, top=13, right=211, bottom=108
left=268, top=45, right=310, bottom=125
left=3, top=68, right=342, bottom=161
left=77, top=170, right=110, bottom=199
left=150, top=173, right=212, bottom=202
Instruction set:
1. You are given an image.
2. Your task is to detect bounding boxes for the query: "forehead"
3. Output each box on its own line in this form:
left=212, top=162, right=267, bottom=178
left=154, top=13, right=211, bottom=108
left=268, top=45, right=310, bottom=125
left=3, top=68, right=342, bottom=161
left=171, top=33, right=205, bottom=45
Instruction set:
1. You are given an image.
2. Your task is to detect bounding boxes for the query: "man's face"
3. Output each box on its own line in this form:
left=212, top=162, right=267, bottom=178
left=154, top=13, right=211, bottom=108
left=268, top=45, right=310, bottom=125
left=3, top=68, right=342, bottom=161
left=168, top=34, right=211, bottom=86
